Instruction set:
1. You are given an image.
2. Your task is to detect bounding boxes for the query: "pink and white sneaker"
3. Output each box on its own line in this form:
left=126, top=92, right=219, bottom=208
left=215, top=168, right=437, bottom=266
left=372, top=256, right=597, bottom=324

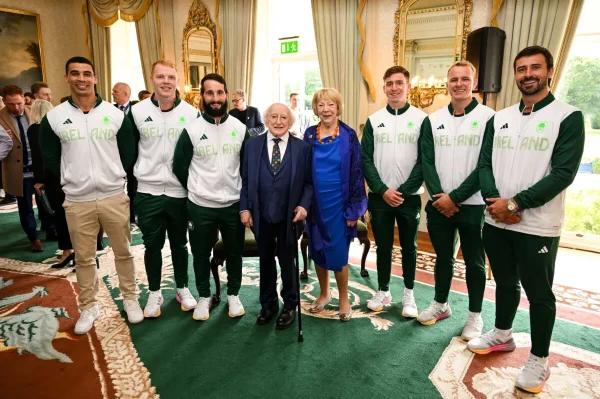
left=417, top=301, right=452, bottom=325
left=367, top=290, right=392, bottom=312
left=176, top=287, right=197, bottom=312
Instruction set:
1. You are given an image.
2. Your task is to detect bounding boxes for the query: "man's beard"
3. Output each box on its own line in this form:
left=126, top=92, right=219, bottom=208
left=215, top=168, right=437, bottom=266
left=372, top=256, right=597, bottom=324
left=202, top=98, right=228, bottom=117
left=517, top=76, right=548, bottom=96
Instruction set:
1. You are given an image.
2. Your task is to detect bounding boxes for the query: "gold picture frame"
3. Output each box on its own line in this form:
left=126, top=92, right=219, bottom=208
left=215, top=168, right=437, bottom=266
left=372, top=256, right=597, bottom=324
left=393, top=0, right=473, bottom=66
left=0, top=7, right=46, bottom=90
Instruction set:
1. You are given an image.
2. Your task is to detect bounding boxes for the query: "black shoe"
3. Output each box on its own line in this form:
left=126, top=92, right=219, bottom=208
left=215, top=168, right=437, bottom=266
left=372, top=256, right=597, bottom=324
left=256, top=305, right=279, bottom=325
left=51, top=252, right=75, bottom=269
left=0, top=197, right=16, bottom=205
left=275, top=308, right=296, bottom=330
left=45, top=230, right=59, bottom=241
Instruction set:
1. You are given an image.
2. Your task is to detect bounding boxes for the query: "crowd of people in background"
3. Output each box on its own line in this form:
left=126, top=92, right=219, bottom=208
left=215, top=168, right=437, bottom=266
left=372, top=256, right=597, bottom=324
left=0, top=44, right=585, bottom=395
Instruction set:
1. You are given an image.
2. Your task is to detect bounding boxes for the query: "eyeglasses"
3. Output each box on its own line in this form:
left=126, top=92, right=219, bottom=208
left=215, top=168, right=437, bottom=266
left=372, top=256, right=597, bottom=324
left=269, top=114, right=289, bottom=122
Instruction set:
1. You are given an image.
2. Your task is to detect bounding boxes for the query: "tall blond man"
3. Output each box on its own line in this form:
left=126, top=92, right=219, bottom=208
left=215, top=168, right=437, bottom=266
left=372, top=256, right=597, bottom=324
left=418, top=61, right=495, bottom=341
left=129, top=60, right=200, bottom=318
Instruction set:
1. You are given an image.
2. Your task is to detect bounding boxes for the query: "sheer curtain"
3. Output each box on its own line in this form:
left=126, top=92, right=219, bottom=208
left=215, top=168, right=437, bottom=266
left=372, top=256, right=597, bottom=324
left=311, top=0, right=361, bottom=131
left=496, top=0, right=574, bottom=109
left=221, top=0, right=257, bottom=101
left=83, top=0, right=161, bottom=97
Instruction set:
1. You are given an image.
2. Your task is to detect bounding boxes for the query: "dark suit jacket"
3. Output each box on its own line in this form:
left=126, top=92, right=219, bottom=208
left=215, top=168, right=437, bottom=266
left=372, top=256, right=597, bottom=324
left=240, top=132, right=313, bottom=246
left=0, top=107, right=32, bottom=196
left=114, top=101, right=138, bottom=114
left=26, top=123, right=46, bottom=184
left=229, top=106, right=265, bottom=137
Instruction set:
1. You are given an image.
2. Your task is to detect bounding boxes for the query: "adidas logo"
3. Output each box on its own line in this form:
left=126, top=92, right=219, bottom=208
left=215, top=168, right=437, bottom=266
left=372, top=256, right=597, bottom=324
left=199, top=134, right=208, bottom=140
left=500, top=123, right=508, bottom=129
left=437, top=124, right=445, bottom=130
left=538, top=246, right=548, bottom=254
left=144, top=116, right=153, bottom=122
left=63, top=119, right=73, bottom=125
left=377, top=123, right=385, bottom=128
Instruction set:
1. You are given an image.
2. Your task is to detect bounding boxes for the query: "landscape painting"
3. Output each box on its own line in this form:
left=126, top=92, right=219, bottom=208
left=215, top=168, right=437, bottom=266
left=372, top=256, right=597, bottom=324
left=0, top=8, right=45, bottom=92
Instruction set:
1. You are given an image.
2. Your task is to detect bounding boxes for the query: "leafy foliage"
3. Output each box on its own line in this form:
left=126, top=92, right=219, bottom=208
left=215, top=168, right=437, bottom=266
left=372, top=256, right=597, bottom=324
left=564, top=188, right=600, bottom=235
left=559, top=57, right=600, bottom=120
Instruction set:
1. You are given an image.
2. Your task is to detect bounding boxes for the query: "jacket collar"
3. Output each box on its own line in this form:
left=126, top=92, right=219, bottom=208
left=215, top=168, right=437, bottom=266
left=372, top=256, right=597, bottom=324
left=68, top=94, right=103, bottom=110
left=386, top=102, right=410, bottom=116
left=202, top=112, right=229, bottom=125
left=448, top=97, right=478, bottom=116
left=150, top=92, right=182, bottom=109
left=518, top=92, right=554, bottom=113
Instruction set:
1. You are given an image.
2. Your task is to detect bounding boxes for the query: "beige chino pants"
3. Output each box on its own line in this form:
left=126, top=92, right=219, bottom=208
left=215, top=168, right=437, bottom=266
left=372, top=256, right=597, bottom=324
left=64, top=192, right=137, bottom=310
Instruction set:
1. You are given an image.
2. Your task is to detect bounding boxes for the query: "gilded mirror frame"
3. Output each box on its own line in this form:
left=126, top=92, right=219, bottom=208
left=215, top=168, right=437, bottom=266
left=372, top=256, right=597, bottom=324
left=393, top=0, right=473, bottom=66
left=182, top=0, right=218, bottom=90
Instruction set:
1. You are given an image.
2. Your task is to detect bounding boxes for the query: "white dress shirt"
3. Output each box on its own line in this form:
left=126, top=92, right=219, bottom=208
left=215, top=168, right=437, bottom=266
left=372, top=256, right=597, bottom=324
left=0, top=124, right=13, bottom=161
left=267, top=130, right=289, bottom=161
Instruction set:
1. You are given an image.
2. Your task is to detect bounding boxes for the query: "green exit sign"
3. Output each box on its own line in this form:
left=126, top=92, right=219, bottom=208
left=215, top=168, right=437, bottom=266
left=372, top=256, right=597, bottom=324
left=281, top=40, right=298, bottom=54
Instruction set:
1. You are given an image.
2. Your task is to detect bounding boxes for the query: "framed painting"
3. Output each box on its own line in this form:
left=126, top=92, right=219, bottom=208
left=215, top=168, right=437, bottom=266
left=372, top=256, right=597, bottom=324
left=0, top=7, right=46, bottom=92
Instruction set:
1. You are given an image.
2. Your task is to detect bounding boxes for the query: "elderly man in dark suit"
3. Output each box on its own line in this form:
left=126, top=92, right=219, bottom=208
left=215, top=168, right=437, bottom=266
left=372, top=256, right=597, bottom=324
left=229, top=89, right=265, bottom=137
left=240, top=102, right=313, bottom=330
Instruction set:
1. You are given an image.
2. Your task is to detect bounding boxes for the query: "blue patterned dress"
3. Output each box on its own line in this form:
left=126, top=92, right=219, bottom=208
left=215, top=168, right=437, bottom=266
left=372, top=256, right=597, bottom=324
left=303, top=122, right=368, bottom=272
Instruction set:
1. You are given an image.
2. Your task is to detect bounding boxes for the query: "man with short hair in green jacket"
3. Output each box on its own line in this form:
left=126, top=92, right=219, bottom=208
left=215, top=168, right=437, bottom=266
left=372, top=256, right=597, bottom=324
left=41, top=56, right=143, bottom=335
left=361, top=65, right=427, bottom=318
left=467, top=46, right=585, bottom=394
left=418, top=61, right=495, bottom=342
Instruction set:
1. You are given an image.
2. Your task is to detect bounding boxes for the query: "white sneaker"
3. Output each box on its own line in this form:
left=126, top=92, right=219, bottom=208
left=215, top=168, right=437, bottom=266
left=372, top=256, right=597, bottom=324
left=367, top=290, right=392, bottom=312
left=467, top=327, right=516, bottom=355
left=176, top=287, right=197, bottom=312
left=401, top=288, right=418, bottom=318
left=193, top=297, right=212, bottom=321
left=144, top=290, right=164, bottom=318
left=74, top=305, right=100, bottom=335
left=461, top=311, right=483, bottom=341
left=417, top=301, right=452, bottom=325
left=124, top=299, right=144, bottom=324
left=515, top=354, right=551, bottom=393
left=227, top=295, right=245, bottom=318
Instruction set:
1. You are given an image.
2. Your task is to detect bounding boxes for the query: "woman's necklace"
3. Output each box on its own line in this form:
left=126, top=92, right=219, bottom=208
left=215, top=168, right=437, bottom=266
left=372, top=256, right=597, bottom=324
left=316, top=122, right=339, bottom=144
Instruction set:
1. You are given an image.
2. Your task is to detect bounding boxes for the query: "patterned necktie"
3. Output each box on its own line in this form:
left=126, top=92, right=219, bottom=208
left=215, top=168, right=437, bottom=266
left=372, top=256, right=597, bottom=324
left=119, top=105, right=125, bottom=112
left=16, top=115, right=29, bottom=166
left=271, top=138, right=282, bottom=175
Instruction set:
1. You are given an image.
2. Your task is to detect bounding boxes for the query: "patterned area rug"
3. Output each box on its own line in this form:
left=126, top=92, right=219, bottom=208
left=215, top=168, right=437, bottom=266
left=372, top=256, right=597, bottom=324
left=0, top=256, right=156, bottom=398
left=364, top=244, right=600, bottom=319
left=1, top=203, right=600, bottom=398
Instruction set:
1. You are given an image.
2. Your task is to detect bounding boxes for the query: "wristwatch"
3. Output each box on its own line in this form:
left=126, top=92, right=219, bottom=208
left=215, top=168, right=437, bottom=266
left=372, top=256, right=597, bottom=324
left=507, top=198, right=518, bottom=213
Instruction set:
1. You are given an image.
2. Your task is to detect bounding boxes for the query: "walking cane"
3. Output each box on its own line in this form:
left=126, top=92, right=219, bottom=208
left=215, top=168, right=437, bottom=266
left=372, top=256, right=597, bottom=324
left=292, top=221, right=304, bottom=343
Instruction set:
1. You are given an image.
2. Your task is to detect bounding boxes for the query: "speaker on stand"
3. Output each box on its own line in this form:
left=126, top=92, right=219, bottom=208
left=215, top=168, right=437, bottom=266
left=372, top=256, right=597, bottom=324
left=466, top=27, right=506, bottom=105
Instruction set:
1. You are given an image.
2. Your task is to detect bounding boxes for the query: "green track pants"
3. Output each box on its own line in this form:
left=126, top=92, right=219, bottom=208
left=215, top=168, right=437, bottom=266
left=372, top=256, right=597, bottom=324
left=426, top=201, right=486, bottom=312
left=483, top=223, right=559, bottom=358
left=187, top=201, right=245, bottom=298
left=368, top=193, right=421, bottom=291
left=135, top=193, right=189, bottom=291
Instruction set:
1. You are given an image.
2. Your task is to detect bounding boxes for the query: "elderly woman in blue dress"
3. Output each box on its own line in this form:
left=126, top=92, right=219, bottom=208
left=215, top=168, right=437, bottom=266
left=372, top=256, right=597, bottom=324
left=303, top=88, right=367, bottom=321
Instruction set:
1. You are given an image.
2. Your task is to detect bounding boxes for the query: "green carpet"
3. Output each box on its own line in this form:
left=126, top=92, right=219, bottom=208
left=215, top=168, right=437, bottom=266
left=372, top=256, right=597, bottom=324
left=3, top=206, right=599, bottom=398
left=108, top=257, right=600, bottom=399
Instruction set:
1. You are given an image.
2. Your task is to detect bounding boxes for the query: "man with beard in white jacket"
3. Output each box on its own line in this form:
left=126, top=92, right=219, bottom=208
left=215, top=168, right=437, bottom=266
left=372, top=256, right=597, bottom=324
left=173, top=74, right=250, bottom=321
left=468, top=46, right=585, bottom=394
